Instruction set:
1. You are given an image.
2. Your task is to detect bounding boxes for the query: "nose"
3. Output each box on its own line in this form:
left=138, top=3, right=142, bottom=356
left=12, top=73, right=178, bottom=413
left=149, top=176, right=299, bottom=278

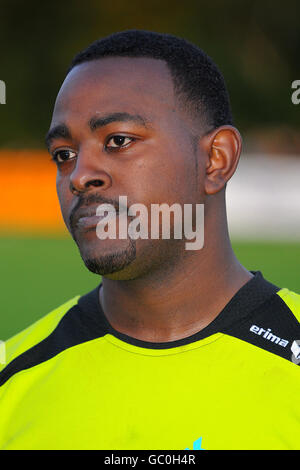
left=69, top=146, right=112, bottom=194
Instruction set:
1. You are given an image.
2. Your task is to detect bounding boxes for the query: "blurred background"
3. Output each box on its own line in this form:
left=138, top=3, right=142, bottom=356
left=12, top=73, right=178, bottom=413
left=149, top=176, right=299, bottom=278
left=0, top=0, right=299, bottom=339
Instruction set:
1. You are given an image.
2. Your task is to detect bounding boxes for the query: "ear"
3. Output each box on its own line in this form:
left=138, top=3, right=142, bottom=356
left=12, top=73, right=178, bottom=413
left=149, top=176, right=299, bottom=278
left=200, top=126, right=242, bottom=195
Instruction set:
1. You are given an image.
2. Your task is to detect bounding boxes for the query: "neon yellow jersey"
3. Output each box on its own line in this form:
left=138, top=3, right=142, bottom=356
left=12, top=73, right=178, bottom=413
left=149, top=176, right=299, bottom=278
left=0, top=271, right=299, bottom=450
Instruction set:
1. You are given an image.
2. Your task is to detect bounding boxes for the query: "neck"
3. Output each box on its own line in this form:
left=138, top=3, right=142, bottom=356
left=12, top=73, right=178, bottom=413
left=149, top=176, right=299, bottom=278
left=99, top=200, right=252, bottom=343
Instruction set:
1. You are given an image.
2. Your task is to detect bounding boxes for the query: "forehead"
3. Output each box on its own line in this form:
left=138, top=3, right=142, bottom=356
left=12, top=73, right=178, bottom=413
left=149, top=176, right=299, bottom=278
left=52, top=57, right=177, bottom=123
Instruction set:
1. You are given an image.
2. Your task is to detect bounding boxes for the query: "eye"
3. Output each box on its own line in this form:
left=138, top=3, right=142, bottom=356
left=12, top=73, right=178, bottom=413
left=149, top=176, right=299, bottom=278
left=106, top=135, right=135, bottom=150
left=52, top=149, right=77, bottom=163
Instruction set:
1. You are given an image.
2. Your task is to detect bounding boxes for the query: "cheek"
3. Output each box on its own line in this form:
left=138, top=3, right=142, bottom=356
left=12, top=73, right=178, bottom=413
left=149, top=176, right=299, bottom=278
left=134, top=151, right=196, bottom=205
left=56, top=175, right=72, bottom=228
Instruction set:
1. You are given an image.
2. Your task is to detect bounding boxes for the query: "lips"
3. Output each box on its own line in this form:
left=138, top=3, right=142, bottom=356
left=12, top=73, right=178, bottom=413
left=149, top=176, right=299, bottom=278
left=76, top=215, right=104, bottom=230
left=70, top=204, right=119, bottom=232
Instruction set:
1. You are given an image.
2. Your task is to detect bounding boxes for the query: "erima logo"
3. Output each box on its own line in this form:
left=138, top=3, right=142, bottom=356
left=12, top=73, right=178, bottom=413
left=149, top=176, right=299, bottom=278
left=250, top=325, right=289, bottom=347
left=185, top=437, right=205, bottom=450
left=291, top=340, right=300, bottom=364
left=291, top=340, right=300, bottom=359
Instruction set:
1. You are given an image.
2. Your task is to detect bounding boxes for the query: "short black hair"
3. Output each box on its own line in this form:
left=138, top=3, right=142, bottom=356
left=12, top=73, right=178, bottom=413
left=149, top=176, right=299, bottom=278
left=69, top=30, right=233, bottom=130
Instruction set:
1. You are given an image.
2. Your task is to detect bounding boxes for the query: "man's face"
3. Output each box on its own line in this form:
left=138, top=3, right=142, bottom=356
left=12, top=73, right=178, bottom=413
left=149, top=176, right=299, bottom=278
left=47, top=57, right=206, bottom=280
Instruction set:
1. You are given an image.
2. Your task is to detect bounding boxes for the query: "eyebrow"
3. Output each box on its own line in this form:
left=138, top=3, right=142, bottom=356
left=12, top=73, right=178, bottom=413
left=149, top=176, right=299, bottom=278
left=89, top=112, right=149, bottom=131
left=45, top=124, right=72, bottom=150
left=45, top=112, right=150, bottom=150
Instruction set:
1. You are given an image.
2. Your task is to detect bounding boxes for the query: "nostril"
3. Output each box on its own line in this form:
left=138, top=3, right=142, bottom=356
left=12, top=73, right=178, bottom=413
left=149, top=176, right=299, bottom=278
left=70, top=171, right=112, bottom=194
left=86, top=180, right=105, bottom=188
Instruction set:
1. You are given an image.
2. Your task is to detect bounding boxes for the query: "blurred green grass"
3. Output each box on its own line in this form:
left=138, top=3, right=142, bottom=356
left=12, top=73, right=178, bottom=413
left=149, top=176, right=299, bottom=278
left=0, top=236, right=299, bottom=340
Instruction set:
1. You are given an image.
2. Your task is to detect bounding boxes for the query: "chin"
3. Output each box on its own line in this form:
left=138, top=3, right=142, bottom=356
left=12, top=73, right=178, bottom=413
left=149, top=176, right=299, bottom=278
left=78, top=237, right=137, bottom=277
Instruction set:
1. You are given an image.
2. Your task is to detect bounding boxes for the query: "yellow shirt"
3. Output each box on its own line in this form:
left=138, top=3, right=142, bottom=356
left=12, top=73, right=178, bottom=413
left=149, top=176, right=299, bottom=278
left=0, top=271, right=299, bottom=450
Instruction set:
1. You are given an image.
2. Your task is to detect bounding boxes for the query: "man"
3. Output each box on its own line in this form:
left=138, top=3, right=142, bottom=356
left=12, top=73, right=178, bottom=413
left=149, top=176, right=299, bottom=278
left=0, top=30, right=299, bottom=450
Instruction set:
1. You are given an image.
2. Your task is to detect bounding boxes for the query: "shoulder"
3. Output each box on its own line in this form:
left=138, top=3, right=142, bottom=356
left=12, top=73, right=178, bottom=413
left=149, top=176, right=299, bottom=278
left=215, top=272, right=300, bottom=366
left=276, top=287, right=300, bottom=322
left=0, top=286, right=105, bottom=388
left=240, top=284, right=300, bottom=364
left=0, top=296, right=80, bottom=374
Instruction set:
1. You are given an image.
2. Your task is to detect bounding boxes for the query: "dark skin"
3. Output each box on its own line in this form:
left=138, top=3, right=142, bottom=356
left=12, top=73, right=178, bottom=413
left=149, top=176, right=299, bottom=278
left=47, top=57, right=252, bottom=343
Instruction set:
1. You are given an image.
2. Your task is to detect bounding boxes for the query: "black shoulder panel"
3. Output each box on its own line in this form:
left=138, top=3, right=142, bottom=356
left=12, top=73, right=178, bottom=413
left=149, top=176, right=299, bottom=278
left=221, top=292, right=300, bottom=363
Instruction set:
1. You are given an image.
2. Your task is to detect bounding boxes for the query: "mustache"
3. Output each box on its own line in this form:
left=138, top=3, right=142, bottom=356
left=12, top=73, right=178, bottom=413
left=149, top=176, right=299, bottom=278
left=69, top=193, right=128, bottom=233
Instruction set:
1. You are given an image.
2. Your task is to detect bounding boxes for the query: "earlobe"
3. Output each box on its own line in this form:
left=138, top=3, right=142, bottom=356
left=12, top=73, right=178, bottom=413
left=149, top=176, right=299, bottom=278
left=203, top=126, right=242, bottom=195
